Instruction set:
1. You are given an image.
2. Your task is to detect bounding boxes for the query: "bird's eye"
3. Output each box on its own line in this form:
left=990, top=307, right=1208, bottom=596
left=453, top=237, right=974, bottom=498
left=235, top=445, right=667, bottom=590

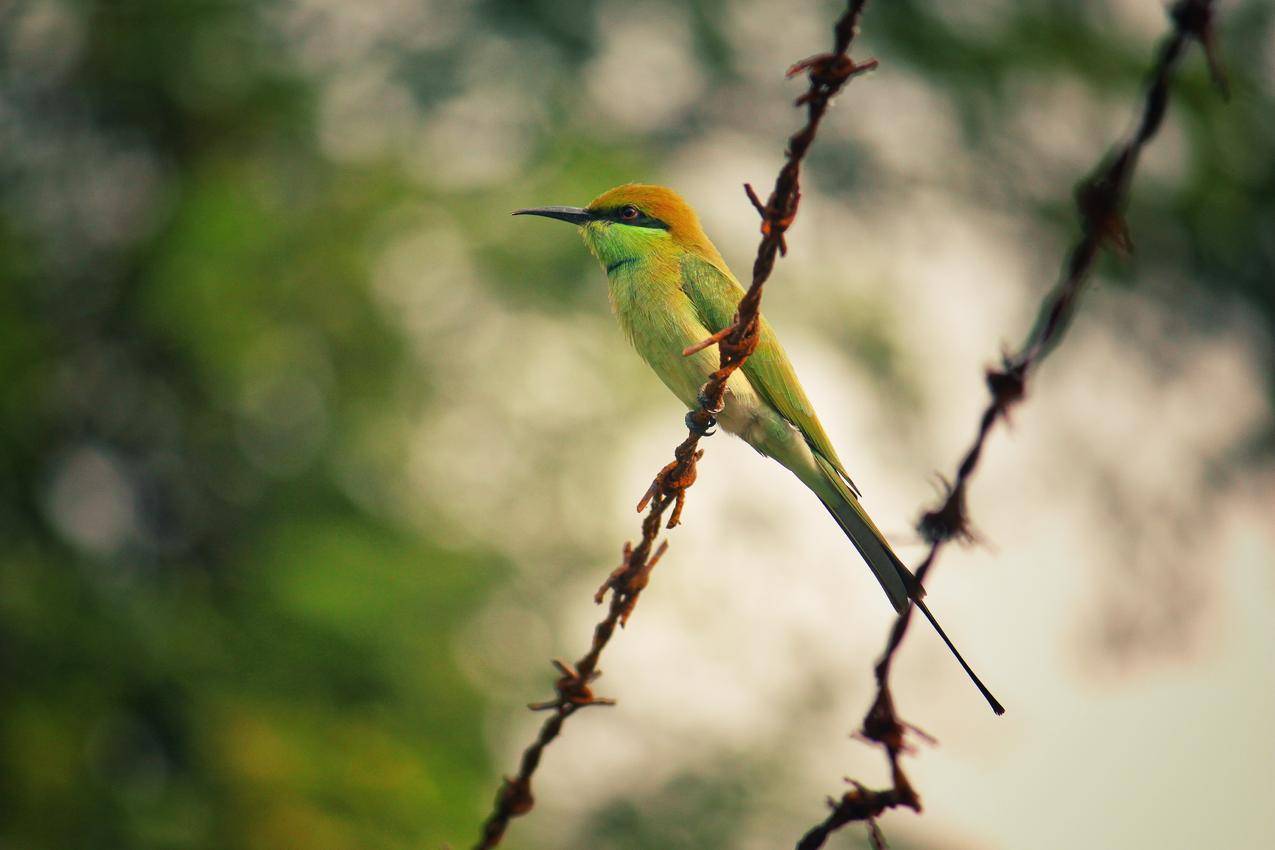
left=619, top=205, right=639, bottom=221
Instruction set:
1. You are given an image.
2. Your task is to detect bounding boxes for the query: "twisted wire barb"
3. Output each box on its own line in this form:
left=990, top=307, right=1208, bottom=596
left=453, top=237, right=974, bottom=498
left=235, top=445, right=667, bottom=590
left=472, top=1, right=876, bottom=846
left=797, top=2, right=1227, bottom=848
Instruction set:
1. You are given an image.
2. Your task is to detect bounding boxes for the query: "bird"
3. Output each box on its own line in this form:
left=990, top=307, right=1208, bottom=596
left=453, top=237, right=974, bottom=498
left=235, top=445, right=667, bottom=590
left=514, top=183, right=1002, bottom=714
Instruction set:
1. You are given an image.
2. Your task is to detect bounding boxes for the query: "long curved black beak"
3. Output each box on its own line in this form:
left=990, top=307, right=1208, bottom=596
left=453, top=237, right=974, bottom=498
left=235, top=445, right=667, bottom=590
left=512, top=205, right=593, bottom=225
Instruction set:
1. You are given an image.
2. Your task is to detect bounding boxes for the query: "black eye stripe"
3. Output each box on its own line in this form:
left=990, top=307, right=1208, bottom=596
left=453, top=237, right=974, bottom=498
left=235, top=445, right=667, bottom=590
left=599, top=206, right=669, bottom=230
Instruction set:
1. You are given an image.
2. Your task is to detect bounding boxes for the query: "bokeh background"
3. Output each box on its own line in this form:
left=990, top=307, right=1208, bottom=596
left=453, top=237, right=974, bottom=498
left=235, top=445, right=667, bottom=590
left=2, top=1, right=1273, bottom=848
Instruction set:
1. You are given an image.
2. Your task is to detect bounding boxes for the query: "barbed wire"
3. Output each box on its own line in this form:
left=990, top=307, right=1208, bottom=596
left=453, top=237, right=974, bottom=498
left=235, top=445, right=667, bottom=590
left=471, top=2, right=876, bottom=847
left=796, top=2, right=1227, bottom=848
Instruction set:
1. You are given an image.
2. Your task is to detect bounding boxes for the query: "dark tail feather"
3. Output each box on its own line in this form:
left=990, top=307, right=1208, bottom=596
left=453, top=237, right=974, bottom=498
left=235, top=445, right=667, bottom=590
left=915, top=598, right=1005, bottom=715
left=817, top=473, right=1004, bottom=715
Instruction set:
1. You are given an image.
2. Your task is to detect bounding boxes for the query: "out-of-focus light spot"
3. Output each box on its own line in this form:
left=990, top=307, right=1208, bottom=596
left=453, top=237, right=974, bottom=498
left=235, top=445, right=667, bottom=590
left=236, top=372, right=328, bottom=477
left=277, top=0, right=465, bottom=73
left=1109, top=0, right=1176, bottom=40
left=44, top=446, right=139, bottom=556
left=371, top=209, right=479, bottom=348
left=318, top=63, right=420, bottom=162
left=585, top=2, right=706, bottom=133
left=235, top=330, right=333, bottom=477
left=76, top=145, right=163, bottom=249
left=722, top=0, right=824, bottom=82
left=5, top=0, right=85, bottom=85
left=838, top=69, right=964, bottom=180
left=663, top=131, right=776, bottom=257
left=453, top=599, right=554, bottom=693
left=13, top=130, right=163, bottom=277
left=411, top=88, right=535, bottom=189
left=1010, top=78, right=1127, bottom=195
left=928, top=0, right=1016, bottom=33
left=396, top=283, right=634, bottom=559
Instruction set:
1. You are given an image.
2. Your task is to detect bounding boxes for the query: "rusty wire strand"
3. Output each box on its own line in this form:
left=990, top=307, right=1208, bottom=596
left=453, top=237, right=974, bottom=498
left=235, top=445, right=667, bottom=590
left=796, top=2, right=1227, bottom=848
left=472, top=2, right=875, bottom=847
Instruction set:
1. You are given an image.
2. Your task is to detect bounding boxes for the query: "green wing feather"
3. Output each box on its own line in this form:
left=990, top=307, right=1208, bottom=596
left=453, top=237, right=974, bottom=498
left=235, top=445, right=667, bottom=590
left=679, top=254, right=860, bottom=496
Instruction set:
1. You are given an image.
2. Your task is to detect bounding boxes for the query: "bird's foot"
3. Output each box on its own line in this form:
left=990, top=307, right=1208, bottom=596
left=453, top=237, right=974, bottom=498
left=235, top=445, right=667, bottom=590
left=696, top=384, right=725, bottom=415
left=685, top=409, right=716, bottom=437
left=687, top=384, right=724, bottom=436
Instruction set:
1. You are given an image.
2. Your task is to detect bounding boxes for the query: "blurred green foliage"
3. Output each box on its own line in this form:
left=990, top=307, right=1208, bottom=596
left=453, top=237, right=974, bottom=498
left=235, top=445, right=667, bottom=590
left=1, top=1, right=1270, bottom=848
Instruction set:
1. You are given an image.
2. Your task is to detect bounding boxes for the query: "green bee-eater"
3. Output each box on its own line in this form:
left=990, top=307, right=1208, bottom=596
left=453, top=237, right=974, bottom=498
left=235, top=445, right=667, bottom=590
left=515, top=184, right=1000, bottom=712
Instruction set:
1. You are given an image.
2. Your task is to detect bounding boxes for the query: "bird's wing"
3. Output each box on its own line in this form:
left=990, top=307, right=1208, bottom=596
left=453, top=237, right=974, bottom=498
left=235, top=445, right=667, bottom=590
left=680, top=254, right=860, bottom=496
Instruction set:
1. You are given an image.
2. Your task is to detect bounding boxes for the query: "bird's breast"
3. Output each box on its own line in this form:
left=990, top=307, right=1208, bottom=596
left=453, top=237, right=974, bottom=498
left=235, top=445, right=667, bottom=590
left=608, top=260, right=717, bottom=407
